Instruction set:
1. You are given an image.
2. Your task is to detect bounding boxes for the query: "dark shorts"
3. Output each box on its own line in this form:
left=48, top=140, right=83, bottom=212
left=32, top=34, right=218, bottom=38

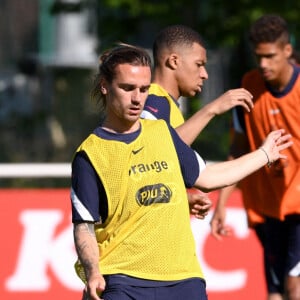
left=100, top=275, right=207, bottom=300
left=254, top=214, right=300, bottom=294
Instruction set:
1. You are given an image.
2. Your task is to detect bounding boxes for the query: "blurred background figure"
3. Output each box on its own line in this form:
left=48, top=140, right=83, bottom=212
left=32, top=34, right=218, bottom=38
left=210, top=14, right=300, bottom=300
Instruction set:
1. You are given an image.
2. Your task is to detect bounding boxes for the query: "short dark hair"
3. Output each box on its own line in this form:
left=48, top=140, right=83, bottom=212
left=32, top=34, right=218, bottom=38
left=91, top=43, right=151, bottom=110
left=249, top=14, right=290, bottom=46
left=153, top=24, right=205, bottom=65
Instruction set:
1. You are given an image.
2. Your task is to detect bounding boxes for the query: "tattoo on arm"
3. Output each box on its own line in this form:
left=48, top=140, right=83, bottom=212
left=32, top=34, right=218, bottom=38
left=73, top=222, right=99, bottom=277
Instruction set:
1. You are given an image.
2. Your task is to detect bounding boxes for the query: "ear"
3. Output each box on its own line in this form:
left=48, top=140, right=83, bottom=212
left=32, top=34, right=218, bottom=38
left=101, top=86, right=107, bottom=94
left=100, top=80, right=107, bottom=94
left=166, top=53, right=179, bottom=70
left=284, top=43, right=293, bottom=59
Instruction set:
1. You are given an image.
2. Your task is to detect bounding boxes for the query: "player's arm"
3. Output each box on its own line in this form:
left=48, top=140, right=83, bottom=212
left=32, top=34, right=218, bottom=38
left=194, top=129, right=292, bottom=191
left=210, top=182, right=236, bottom=240
left=71, top=152, right=106, bottom=299
left=73, top=222, right=105, bottom=299
left=175, top=88, right=253, bottom=145
left=73, top=223, right=99, bottom=278
left=210, top=108, right=250, bottom=239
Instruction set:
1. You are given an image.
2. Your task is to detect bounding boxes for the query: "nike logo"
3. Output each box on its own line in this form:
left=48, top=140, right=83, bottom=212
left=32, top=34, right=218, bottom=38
left=132, top=147, right=144, bottom=155
left=145, top=105, right=158, bottom=113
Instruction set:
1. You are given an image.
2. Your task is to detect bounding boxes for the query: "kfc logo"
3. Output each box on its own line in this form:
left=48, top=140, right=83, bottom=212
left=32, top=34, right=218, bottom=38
left=0, top=189, right=266, bottom=300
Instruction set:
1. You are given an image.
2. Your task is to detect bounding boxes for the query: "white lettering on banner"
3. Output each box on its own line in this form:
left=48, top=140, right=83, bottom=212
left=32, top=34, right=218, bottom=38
left=191, top=208, right=249, bottom=291
left=5, top=210, right=83, bottom=291
left=5, top=207, right=250, bottom=293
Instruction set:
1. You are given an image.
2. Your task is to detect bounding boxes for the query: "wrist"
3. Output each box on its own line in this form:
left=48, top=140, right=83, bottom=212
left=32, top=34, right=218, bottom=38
left=259, top=147, right=272, bottom=168
left=202, top=102, right=218, bottom=117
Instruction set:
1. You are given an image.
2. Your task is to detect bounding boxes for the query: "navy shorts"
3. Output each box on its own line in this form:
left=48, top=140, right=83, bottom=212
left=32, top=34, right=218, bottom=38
left=254, top=214, right=300, bottom=294
left=99, top=275, right=207, bottom=300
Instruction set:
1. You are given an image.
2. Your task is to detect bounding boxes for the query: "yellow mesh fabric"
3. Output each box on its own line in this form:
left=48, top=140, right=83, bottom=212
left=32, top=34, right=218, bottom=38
left=149, top=83, right=185, bottom=128
left=74, top=119, right=203, bottom=282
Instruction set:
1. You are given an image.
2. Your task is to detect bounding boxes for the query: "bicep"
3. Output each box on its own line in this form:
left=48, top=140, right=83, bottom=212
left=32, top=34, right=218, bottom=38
left=71, top=152, right=108, bottom=223
left=170, top=126, right=204, bottom=187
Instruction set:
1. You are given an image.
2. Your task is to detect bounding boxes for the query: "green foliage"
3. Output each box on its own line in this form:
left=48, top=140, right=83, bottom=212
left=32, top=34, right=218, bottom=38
left=95, top=0, right=300, bottom=50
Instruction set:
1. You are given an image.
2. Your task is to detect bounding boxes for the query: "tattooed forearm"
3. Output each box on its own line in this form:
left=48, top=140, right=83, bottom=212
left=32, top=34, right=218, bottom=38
left=74, top=223, right=93, bottom=252
left=73, top=222, right=100, bottom=278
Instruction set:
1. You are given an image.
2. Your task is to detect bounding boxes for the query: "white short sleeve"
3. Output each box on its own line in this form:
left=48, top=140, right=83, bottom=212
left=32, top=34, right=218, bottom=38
left=194, top=150, right=206, bottom=174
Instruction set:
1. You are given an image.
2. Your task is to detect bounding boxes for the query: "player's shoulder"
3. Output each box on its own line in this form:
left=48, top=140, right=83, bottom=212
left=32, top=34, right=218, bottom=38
left=146, top=93, right=166, bottom=103
left=144, top=93, right=170, bottom=113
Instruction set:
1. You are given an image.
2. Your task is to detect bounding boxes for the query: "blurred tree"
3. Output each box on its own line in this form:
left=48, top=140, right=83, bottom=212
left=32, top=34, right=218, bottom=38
left=2, top=0, right=300, bottom=186
left=94, top=0, right=300, bottom=50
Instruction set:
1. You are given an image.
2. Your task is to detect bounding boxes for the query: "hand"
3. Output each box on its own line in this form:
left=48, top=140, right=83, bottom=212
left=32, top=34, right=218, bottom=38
left=210, top=205, right=232, bottom=240
left=260, top=129, right=293, bottom=165
left=85, top=274, right=106, bottom=300
left=210, top=88, right=254, bottom=114
left=187, top=188, right=212, bottom=219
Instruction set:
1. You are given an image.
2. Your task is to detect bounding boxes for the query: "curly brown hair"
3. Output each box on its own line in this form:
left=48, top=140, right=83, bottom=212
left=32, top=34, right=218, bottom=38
left=249, top=14, right=290, bottom=46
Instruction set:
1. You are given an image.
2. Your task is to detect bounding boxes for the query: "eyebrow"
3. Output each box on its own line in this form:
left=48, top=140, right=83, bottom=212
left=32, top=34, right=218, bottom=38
left=118, top=83, right=151, bottom=89
left=196, top=59, right=206, bottom=65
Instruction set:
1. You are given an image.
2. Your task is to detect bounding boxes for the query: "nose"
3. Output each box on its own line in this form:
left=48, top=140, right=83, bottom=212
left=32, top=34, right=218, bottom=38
left=200, top=66, right=208, bottom=80
left=258, top=57, right=268, bottom=69
left=132, top=88, right=142, bottom=103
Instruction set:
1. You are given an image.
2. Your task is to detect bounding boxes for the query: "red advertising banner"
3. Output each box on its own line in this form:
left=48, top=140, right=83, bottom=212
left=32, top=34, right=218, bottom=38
left=0, top=188, right=266, bottom=300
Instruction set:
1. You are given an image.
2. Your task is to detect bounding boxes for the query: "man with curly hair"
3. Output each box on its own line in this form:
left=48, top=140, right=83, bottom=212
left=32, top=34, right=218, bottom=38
left=210, top=14, right=300, bottom=300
